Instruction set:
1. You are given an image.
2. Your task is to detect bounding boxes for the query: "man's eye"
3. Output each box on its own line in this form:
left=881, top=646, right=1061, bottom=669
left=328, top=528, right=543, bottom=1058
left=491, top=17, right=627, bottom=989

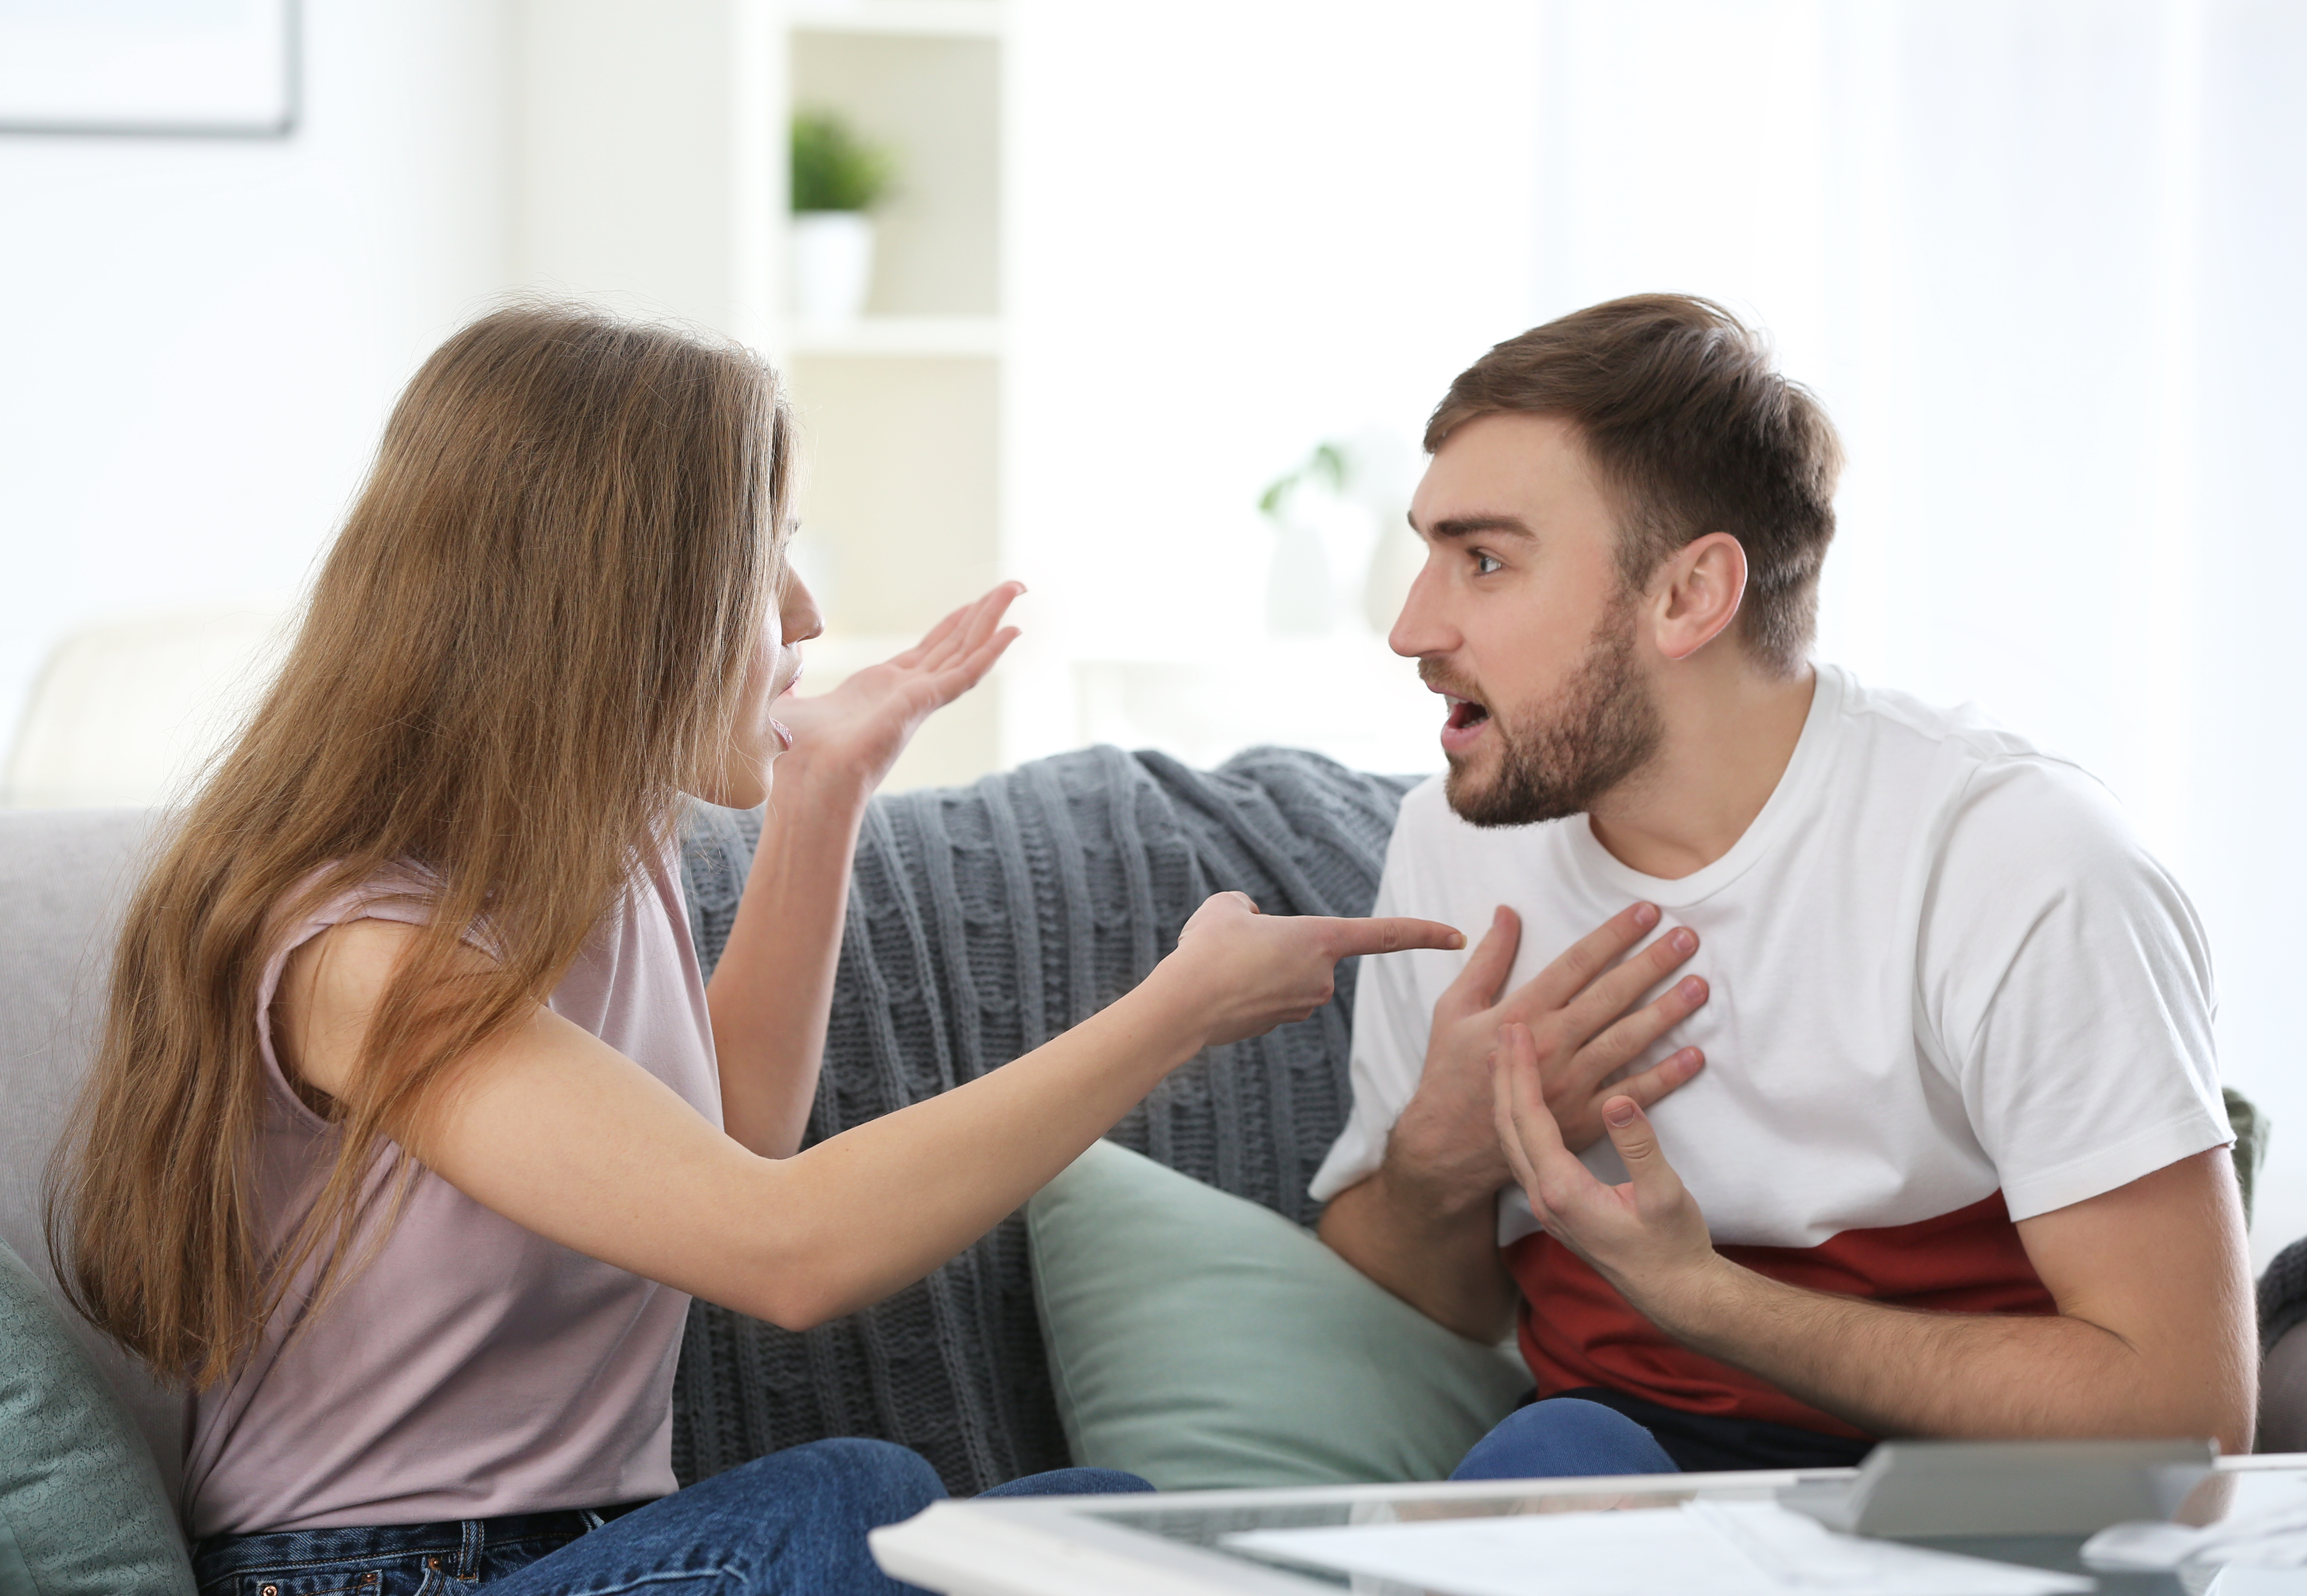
left=1474, top=552, right=1503, bottom=576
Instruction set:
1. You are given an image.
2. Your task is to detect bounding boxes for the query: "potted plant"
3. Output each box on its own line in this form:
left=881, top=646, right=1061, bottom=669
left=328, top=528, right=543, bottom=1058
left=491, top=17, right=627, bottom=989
left=790, top=110, right=896, bottom=326
left=1257, top=435, right=1418, bottom=637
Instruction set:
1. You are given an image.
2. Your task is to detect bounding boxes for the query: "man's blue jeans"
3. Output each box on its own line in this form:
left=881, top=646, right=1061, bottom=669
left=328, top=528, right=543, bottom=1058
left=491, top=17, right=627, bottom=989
left=190, top=1439, right=1147, bottom=1594
left=1451, top=1397, right=1680, bottom=1480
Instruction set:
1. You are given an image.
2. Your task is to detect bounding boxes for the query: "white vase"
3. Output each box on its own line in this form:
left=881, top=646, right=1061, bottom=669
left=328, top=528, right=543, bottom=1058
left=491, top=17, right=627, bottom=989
left=791, top=211, right=876, bottom=325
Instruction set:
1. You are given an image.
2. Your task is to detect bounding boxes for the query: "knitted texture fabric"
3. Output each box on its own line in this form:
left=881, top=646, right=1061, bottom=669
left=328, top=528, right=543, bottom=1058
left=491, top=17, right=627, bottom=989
left=670, top=745, right=1419, bottom=1494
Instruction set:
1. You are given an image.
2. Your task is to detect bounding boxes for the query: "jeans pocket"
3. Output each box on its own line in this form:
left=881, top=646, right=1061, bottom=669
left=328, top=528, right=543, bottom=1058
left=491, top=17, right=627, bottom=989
left=222, top=1556, right=437, bottom=1596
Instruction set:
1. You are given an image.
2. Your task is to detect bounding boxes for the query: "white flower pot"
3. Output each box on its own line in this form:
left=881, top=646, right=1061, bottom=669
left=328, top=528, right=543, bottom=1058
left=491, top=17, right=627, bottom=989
left=791, top=211, right=876, bottom=325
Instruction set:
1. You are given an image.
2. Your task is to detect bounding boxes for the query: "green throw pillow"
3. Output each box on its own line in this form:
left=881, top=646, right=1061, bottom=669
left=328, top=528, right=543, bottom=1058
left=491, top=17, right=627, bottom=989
left=1028, top=1138, right=1531, bottom=1490
left=0, top=1239, right=194, bottom=1596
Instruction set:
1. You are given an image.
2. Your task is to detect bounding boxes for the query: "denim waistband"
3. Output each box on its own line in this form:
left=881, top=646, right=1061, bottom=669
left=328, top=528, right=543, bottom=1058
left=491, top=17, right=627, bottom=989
left=191, top=1506, right=628, bottom=1592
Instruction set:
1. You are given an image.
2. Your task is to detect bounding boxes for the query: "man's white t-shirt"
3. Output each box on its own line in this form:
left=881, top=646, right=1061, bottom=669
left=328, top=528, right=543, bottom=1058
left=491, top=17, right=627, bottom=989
left=1311, top=665, right=2229, bottom=1435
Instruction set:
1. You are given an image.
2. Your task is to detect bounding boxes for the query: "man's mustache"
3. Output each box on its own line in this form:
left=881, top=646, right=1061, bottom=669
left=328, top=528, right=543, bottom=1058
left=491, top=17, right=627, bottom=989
left=1418, top=660, right=1483, bottom=703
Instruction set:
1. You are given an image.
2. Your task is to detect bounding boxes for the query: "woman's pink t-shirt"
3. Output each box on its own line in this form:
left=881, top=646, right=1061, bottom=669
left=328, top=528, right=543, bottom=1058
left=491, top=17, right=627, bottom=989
left=183, top=844, right=721, bottom=1536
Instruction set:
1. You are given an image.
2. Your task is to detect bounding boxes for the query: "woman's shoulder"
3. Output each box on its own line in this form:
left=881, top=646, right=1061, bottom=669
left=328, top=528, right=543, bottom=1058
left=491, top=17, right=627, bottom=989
left=255, top=863, right=458, bottom=1121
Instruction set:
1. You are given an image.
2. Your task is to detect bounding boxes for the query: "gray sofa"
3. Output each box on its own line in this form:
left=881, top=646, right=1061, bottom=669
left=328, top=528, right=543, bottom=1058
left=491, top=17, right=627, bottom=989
left=1, top=743, right=2289, bottom=1533
left=0, top=746, right=1414, bottom=1508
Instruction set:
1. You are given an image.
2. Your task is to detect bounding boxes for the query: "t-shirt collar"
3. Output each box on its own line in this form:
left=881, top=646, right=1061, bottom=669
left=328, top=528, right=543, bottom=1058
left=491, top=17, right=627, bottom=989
left=1564, top=663, right=1845, bottom=909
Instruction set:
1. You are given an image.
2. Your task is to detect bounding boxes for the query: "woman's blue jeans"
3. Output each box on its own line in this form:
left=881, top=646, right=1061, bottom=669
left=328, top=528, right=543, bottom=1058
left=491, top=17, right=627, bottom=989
left=190, top=1439, right=1148, bottom=1594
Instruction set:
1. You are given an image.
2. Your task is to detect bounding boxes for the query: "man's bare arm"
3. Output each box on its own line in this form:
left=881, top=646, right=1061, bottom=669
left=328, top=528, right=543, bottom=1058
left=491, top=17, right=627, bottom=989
left=1496, top=1027, right=2256, bottom=1451
left=1321, top=902, right=1710, bottom=1343
left=1319, top=1155, right=1520, bottom=1343
left=1674, top=1152, right=2251, bottom=1446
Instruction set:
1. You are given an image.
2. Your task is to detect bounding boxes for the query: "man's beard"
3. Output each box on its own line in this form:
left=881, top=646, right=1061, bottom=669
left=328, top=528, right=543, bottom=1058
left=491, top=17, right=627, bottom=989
left=1435, top=595, right=1663, bottom=828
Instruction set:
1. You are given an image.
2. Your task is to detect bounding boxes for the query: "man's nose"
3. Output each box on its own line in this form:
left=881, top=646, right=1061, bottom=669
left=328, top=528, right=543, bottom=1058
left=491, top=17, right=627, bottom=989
left=1387, top=559, right=1452, bottom=661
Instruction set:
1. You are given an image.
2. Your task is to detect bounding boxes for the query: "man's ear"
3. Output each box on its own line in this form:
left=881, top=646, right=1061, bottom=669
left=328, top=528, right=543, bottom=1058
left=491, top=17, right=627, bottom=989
left=1649, top=533, right=1748, bottom=663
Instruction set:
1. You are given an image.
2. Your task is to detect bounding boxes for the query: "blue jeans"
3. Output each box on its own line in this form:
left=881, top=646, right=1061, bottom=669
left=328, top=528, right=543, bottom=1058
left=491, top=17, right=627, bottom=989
left=190, top=1439, right=1148, bottom=1594
left=1451, top=1397, right=1681, bottom=1480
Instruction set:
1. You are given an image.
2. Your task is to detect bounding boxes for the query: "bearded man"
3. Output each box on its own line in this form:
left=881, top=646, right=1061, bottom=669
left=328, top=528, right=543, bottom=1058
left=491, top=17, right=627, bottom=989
left=1314, top=294, right=2254, bottom=1477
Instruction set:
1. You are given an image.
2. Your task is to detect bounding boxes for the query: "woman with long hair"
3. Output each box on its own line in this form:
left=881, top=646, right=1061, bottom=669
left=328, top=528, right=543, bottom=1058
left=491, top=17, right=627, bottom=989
left=48, top=304, right=1461, bottom=1594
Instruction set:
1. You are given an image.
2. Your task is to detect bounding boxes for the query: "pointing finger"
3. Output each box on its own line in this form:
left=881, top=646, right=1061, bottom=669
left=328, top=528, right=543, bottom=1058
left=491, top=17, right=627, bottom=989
left=1320, top=915, right=1466, bottom=958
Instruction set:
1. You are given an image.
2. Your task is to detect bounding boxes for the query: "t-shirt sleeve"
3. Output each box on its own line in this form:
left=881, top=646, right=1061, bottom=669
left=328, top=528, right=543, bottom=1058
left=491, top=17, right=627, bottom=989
left=1308, top=824, right=1447, bottom=1204
left=1917, top=757, right=2228, bottom=1222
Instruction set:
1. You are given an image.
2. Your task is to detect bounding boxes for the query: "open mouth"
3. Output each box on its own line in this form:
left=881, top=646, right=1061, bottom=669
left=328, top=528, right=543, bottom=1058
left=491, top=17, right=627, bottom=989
left=1444, top=694, right=1491, bottom=732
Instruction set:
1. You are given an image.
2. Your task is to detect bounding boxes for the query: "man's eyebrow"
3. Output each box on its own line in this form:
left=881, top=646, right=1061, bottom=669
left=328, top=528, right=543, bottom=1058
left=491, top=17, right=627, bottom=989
left=1416, top=513, right=1535, bottom=541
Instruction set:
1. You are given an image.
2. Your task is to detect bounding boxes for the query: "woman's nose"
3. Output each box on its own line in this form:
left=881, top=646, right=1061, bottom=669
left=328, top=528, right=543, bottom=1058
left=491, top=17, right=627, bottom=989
left=782, top=571, right=825, bottom=644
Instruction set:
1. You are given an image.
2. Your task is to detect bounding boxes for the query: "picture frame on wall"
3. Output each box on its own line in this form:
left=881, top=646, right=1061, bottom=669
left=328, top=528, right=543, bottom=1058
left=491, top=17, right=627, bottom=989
left=0, top=0, right=299, bottom=138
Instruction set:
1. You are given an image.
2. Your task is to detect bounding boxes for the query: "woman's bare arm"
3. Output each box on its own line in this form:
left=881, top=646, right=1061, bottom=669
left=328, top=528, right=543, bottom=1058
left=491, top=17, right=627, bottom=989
left=280, top=894, right=1462, bottom=1329
left=703, top=760, right=870, bottom=1159
left=706, top=585, right=1019, bottom=1158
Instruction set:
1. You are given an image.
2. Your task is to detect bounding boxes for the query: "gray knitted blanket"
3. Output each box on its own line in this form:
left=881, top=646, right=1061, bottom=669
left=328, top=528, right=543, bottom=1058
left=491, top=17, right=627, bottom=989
left=670, top=745, right=1420, bottom=1494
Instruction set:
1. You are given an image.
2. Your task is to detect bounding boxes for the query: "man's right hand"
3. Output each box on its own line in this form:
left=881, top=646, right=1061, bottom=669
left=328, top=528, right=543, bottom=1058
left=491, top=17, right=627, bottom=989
left=1319, top=901, right=1709, bottom=1342
left=1391, top=900, right=1710, bottom=1206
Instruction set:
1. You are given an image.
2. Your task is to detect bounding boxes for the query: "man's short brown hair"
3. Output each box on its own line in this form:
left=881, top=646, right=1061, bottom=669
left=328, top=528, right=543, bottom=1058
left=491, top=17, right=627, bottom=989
left=1425, top=294, right=1843, bottom=676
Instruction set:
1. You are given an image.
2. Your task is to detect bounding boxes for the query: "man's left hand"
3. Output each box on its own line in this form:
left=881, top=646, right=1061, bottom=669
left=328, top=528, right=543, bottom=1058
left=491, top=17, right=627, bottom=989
left=1493, top=1022, right=2256, bottom=1452
left=1492, top=1020, right=1720, bottom=1316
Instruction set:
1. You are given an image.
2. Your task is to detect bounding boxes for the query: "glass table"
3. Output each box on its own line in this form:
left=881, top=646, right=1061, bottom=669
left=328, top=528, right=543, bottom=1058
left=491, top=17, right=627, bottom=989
left=870, top=1456, right=2307, bottom=1596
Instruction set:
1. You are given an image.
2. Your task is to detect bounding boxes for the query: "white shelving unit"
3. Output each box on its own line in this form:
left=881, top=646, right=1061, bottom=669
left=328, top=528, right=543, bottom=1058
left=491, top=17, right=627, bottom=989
left=779, top=0, right=1006, bottom=791
left=788, top=314, right=1003, bottom=359
left=505, top=0, right=1006, bottom=793
left=786, top=0, right=1000, bottom=38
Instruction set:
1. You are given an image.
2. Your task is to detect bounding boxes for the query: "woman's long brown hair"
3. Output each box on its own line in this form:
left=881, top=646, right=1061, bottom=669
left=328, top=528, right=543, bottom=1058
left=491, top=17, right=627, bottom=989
left=47, top=303, right=792, bottom=1389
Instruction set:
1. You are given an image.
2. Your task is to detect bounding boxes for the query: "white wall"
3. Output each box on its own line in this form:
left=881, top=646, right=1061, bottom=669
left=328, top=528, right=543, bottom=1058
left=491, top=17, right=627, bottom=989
left=0, top=0, right=511, bottom=756
left=11, top=0, right=2299, bottom=1257
left=1002, top=0, right=1544, bottom=765
left=511, top=0, right=778, bottom=347
left=1007, top=0, right=2307, bottom=1255
left=1517, top=0, right=2307, bottom=1261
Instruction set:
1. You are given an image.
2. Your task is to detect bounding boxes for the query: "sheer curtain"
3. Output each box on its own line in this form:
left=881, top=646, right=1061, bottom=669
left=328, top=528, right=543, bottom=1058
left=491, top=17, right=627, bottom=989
left=1520, top=0, right=2307, bottom=1256
left=1010, top=0, right=2307, bottom=1254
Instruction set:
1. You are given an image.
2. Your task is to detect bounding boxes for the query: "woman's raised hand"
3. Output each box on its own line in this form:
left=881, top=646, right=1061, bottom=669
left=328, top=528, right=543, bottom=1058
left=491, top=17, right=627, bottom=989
left=1145, top=892, right=1465, bottom=1048
left=773, top=583, right=1023, bottom=792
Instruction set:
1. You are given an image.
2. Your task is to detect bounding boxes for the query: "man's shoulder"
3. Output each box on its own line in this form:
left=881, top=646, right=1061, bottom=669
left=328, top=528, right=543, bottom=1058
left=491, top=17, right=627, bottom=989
left=1826, top=669, right=2124, bottom=837
left=1829, top=668, right=2067, bottom=772
left=1822, top=674, right=2179, bottom=932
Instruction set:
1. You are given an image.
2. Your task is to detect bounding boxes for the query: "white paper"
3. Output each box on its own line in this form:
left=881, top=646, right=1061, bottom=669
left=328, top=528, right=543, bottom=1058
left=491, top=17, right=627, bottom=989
left=1225, top=1499, right=2093, bottom=1596
left=2087, top=1497, right=2307, bottom=1571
